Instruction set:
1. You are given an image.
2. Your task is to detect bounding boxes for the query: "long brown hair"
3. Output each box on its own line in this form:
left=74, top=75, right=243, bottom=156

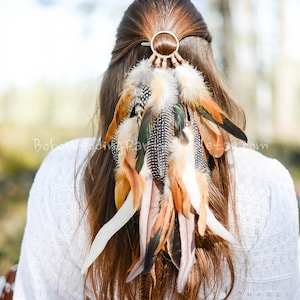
left=84, top=0, right=245, bottom=299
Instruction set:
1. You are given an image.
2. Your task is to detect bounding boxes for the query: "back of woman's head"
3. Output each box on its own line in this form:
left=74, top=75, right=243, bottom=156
left=85, top=1, right=245, bottom=299
left=99, top=0, right=245, bottom=138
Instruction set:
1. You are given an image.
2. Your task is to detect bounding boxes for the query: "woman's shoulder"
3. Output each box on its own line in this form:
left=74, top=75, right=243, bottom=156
left=27, top=138, right=97, bottom=265
left=32, top=138, right=96, bottom=186
left=230, top=146, right=293, bottom=184
left=230, top=145, right=296, bottom=212
left=229, top=146, right=298, bottom=251
left=29, top=137, right=97, bottom=216
left=40, top=137, right=96, bottom=168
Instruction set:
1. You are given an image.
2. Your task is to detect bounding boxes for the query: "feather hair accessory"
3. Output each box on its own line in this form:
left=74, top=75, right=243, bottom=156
left=81, top=31, right=247, bottom=293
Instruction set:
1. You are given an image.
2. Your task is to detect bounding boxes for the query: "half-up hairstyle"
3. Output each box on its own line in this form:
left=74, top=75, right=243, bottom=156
left=83, top=0, right=246, bottom=299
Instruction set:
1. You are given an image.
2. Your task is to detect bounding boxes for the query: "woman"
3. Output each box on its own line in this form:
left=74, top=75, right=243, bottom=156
left=14, top=0, right=299, bottom=299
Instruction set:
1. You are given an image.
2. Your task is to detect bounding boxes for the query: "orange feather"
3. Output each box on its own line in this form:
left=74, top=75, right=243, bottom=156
left=194, top=112, right=224, bottom=158
left=152, top=203, right=168, bottom=234
left=195, top=171, right=209, bottom=236
left=199, top=96, right=225, bottom=124
left=102, top=89, right=134, bottom=148
left=170, top=179, right=182, bottom=214
left=155, top=202, right=175, bottom=255
left=168, top=163, right=191, bottom=219
left=122, top=157, right=145, bottom=209
left=151, top=198, right=175, bottom=256
left=114, top=171, right=131, bottom=210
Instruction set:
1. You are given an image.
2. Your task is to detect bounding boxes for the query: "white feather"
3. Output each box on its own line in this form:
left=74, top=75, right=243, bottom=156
left=115, top=117, right=139, bottom=164
left=81, top=191, right=136, bottom=274
left=175, top=63, right=211, bottom=104
left=205, top=205, right=234, bottom=243
left=124, top=59, right=153, bottom=89
left=149, top=68, right=178, bottom=112
left=170, top=127, right=234, bottom=243
left=117, top=117, right=139, bottom=143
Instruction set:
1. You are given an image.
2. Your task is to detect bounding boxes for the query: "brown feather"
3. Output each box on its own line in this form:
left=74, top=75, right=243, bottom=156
left=201, top=116, right=224, bottom=157
left=168, top=136, right=192, bottom=219
left=102, top=89, right=133, bottom=147
left=170, top=178, right=182, bottom=214
left=115, top=170, right=131, bottom=209
left=152, top=203, right=168, bottom=234
left=155, top=203, right=175, bottom=255
left=122, top=156, right=145, bottom=209
left=199, top=96, right=225, bottom=124
left=195, top=171, right=209, bottom=236
left=194, top=112, right=224, bottom=158
left=151, top=198, right=175, bottom=256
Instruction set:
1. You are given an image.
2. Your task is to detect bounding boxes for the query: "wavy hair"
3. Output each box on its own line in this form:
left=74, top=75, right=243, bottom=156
left=83, top=0, right=245, bottom=299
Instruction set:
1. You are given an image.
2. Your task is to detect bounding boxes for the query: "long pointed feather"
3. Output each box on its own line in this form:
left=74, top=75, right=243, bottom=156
left=173, top=103, right=185, bottom=136
left=103, top=90, right=134, bottom=147
left=126, top=175, right=160, bottom=282
left=205, top=205, right=234, bottom=243
left=177, top=212, right=195, bottom=293
left=167, top=212, right=181, bottom=270
left=81, top=191, right=137, bottom=274
left=195, top=171, right=209, bottom=236
left=122, top=157, right=145, bottom=209
left=136, top=109, right=153, bottom=173
left=115, top=171, right=131, bottom=210
left=199, top=106, right=247, bottom=142
left=144, top=227, right=163, bottom=273
left=115, top=117, right=143, bottom=208
left=153, top=198, right=175, bottom=255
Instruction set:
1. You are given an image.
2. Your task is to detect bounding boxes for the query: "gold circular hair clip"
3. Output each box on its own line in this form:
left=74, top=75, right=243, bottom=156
left=141, top=30, right=184, bottom=68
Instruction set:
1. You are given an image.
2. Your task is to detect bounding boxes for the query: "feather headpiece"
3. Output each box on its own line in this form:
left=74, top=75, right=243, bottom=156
left=81, top=31, right=247, bottom=292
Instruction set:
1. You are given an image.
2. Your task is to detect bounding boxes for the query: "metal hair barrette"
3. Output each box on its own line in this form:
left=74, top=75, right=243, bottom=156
left=142, top=30, right=184, bottom=68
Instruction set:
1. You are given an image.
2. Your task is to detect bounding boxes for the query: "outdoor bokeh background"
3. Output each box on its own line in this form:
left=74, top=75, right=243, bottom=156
left=0, top=0, right=299, bottom=275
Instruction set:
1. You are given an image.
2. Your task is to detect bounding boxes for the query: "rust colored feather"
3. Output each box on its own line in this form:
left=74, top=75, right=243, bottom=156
left=144, top=198, right=175, bottom=272
left=199, top=96, right=225, bottom=124
left=122, top=157, right=145, bottom=209
left=102, top=89, right=133, bottom=148
left=170, top=177, right=182, bottom=214
left=195, top=171, right=209, bottom=236
left=114, top=170, right=131, bottom=210
left=155, top=200, right=175, bottom=254
left=194, top=112, right=224, bottom=158
left=168, top=154, right=192, bottom=218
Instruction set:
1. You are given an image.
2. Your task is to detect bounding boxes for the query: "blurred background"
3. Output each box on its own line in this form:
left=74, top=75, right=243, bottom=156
left=0, top=0, right=299, bottom=275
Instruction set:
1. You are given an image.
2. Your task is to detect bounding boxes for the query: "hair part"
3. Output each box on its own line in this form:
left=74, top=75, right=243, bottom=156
left=84, top=0, right=245, bottom=299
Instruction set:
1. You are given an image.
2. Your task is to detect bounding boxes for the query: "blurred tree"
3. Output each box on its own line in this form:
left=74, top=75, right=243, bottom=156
left=274, top=0, right=294, bottom=142
left=217, top=0, right=235, bottom=84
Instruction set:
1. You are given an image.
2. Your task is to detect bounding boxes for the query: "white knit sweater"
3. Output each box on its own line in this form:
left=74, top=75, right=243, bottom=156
left=13, top=138, right=300, bottom=299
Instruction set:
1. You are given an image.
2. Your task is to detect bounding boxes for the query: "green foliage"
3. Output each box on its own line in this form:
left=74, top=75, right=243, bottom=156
left=259, top=141, right=300, bottom=183
left=0, top=170, right=31, bottom=274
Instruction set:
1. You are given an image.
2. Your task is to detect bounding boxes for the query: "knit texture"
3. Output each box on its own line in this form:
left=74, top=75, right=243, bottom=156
left=13, top=138, right=300, bottom=299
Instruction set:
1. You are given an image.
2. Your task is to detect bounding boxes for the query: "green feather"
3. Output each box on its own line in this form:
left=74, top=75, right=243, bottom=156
left=144, top=227, right=163, bottom=273
left=173, top=103, right=185, bottom=136
left=136, top=109, right=153, bottom=173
